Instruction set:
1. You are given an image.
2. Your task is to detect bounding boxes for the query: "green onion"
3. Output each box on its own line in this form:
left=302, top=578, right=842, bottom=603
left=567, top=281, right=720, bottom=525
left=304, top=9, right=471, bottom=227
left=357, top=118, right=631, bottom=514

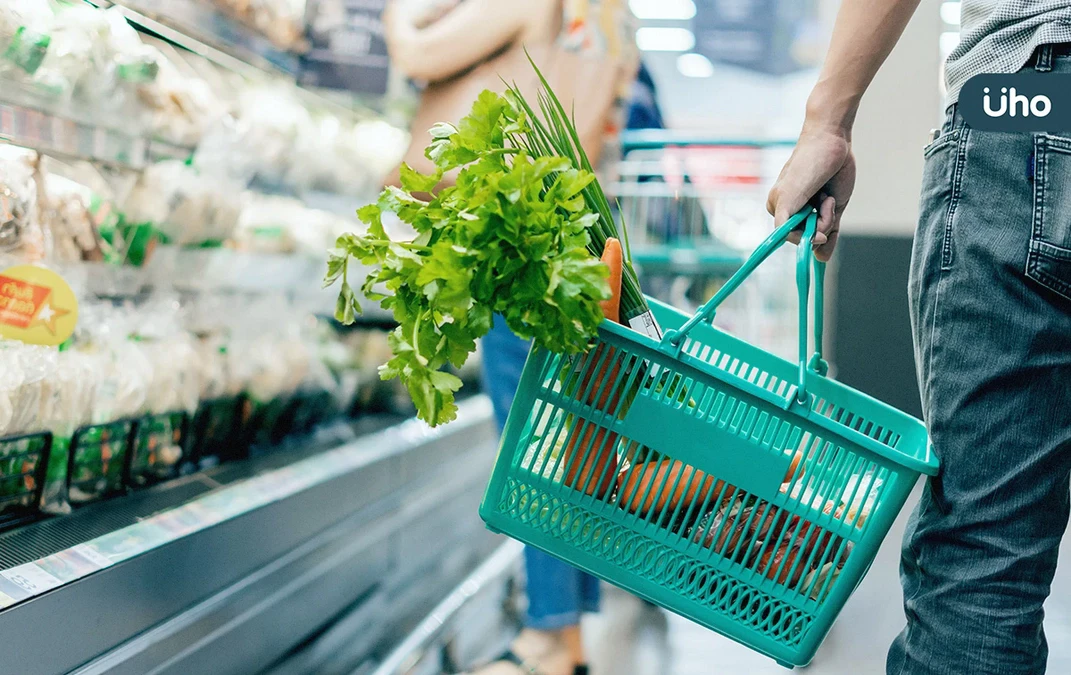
left=503, top=53, right=652, bottom=327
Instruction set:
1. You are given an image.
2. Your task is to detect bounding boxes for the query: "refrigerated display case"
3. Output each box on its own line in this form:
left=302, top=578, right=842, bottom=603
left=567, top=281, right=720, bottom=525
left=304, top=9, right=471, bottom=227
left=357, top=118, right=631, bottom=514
left=0, top=5, right=506, bottom=674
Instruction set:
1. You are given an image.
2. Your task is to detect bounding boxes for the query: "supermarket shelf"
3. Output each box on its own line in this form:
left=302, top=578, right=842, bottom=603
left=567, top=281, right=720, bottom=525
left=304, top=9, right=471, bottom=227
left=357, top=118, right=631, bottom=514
left=0, top=95, right=149, bottom=170
left=56, top=250, right=394, bottom=322
left=88, top=0, right=375, bottom=124
left=0, top=397, right=499, bottom=675
left=91, top=0, right=301, bottom=78
left=147, top=138, right=196, bottom=163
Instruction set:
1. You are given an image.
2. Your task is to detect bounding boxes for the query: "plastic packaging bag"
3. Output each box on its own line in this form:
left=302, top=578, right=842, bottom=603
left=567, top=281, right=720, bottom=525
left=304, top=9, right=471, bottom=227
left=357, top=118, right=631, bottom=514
left=37, top=169, right=100, bottom=264
left=133, top=296, right=200, bottom=416
left=0, top=1, right=53, bottom=78
left=136, top=51, right=223, bottom=147
left=123, top=160, right=242, bottom=246
left=0, top=145, right=45, bottom=265
left=32, top=4, right=110, bottom=104
left=38, top=348, right=100, bottom=513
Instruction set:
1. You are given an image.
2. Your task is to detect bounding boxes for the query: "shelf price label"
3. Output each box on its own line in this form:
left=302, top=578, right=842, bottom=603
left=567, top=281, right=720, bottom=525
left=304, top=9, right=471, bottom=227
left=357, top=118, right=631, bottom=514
left=0, top=564, right=63, bottom=595
left=0, top=265, right=78, bottom=345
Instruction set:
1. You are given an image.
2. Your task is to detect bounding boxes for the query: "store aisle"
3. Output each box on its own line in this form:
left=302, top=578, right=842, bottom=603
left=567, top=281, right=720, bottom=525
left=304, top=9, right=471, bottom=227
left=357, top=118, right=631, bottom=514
left=582, top=485, right=1071, bottom=674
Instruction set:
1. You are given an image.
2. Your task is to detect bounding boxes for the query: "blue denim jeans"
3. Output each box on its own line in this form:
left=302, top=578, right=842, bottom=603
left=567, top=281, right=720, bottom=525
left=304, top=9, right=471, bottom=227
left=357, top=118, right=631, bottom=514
left=481, top=315, right=600, bottom=630
left=888, top=46, right=1071, bottom=674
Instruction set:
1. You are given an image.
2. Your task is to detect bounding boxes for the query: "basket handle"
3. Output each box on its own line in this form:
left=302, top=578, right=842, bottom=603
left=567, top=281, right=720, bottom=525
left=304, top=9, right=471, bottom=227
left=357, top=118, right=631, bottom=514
left=661, top=206, right=827, bottom=407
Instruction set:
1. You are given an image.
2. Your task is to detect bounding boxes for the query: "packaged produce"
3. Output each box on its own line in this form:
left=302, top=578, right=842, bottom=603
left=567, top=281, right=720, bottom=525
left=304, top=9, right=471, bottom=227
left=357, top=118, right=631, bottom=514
left=0, top=145, right=45, bottom=265
left=182, top=294, right=243, bottom=399
left=33, top=4, right=111, bottom=104
left=228, top=296, right=310, bottom=406
left=0, top=1, right=53, bottom=77
left=57, top=303, right=147, bottom=504
left=29, top=5, right=156, bottom=119
left=235, top=86, right=312, bottom=188
left=119, top=296, right=198, bottom=482
left=233, top=193, right=303, bottom=254
left=84, top=305, right=151, bottom=424
left=132, top=296, right=200, bottom=416
left=123, top=160, right=242, bottom=247
left=38, top=170, right=100, bottom=264
left=136, top=50, right=224, bottom=147
left=210, top=0, right=307, bottom=51
left=0, top=341, right=56, bottom=515
left=316, top=322, right=361, bottom=413
left=37, top=347, right=100, bottom=513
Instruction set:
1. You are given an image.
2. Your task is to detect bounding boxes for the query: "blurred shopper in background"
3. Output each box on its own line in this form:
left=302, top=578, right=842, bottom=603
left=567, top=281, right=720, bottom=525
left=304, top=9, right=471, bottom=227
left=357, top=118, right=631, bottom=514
left=386, top=2, right=639, bottom=674
left=767, top=2, right=1071, bottom=673
left=626, top=61, right=664, bottom=132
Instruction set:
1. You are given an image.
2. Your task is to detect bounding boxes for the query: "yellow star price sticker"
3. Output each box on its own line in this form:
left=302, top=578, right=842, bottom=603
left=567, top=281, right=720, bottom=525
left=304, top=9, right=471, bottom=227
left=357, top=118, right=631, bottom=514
left=0, top=265, right=78, bottom=346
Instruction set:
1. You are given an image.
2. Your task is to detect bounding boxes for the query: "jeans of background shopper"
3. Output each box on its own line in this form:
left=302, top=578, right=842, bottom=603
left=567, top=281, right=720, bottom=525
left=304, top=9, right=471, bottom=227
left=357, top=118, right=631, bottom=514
left=480, top=314, right=600, bottom=630
left=887, top=45, right=1071, bottom=675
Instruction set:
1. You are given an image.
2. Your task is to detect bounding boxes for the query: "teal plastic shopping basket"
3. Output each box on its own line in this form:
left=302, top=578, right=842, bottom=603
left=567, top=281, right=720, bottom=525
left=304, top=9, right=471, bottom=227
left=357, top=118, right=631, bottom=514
left=479, top=208, right=938, bottom=668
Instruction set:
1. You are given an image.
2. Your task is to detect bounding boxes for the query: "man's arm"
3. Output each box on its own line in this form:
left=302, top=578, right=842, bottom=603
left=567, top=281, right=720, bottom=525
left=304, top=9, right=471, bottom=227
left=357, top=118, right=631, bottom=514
left=767, top=0, right=923, bottom=260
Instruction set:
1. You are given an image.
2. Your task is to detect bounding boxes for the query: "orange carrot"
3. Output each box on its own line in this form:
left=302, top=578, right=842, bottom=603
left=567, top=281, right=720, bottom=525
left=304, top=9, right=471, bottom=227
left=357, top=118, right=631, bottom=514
left=563, top=239, right=625, bottom=497
left=783, top=450, right=803, bottom=484
left=617, top=459, right=727, bottom=516
left=599, top=238, right=622, bottom=323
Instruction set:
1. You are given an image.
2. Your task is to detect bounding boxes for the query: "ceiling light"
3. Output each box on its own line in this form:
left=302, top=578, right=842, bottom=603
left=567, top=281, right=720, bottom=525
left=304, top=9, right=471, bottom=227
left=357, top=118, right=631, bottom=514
left=677, top=52, right=714, bottom=78
left=629, top=0, right=697, bottom=21
left=637, top=27, right=696, bottom=52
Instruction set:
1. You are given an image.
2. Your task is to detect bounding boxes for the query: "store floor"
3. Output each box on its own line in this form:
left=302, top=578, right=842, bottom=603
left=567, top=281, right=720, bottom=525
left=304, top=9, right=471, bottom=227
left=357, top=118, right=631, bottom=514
left=580, top=485, right=1071, bottom=674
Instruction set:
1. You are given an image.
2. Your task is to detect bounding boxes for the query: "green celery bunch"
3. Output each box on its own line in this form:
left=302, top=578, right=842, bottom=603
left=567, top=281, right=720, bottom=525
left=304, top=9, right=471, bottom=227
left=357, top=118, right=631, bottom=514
left=327, top=90, right=613, bottom=426
left=501, top=59, right=650, bottom=326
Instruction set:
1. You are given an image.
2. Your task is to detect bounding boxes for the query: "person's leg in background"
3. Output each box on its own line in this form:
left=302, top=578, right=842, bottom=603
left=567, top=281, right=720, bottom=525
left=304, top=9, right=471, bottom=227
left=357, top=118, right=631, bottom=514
left=888, top=47, right=1071, bottom=675
left=480, top=314, right=598, bottom=675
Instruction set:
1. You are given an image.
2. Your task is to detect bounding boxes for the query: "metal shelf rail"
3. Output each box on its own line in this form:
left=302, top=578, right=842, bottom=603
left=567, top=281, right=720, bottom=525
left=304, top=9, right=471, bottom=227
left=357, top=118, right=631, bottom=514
left=0, top=398, right=499, bottom=675
left=370, top=540, right=524, bottom=675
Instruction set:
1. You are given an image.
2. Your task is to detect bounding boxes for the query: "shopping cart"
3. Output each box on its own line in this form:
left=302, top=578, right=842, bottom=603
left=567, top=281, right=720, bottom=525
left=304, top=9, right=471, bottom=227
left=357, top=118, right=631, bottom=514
left=609, top=131, right=800, bottom=356
left=608, top=131, right=796, bottom=277
left=479, top=208, right=938, bottom=668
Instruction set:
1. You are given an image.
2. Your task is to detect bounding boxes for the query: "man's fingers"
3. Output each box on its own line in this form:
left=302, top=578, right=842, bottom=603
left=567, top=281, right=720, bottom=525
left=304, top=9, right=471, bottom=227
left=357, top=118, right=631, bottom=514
left=818, top=196, right=835, bottom=234
left=814, top=198, right=841, bottom=261
left=815, top=229, right=839, bottom=262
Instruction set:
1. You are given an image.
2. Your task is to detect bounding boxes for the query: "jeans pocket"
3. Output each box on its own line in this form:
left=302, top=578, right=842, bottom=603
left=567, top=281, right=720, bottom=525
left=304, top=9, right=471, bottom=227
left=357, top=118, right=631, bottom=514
left=1029, top=135, right=1071, bottom=303
left=922, top=129, right=960, bottom=159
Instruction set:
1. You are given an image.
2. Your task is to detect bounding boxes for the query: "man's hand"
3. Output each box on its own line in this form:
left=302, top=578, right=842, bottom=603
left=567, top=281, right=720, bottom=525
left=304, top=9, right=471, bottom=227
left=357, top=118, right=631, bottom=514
left=767, top=125, right=855, bottom=262
left=765, top=0, right=922, bottom=261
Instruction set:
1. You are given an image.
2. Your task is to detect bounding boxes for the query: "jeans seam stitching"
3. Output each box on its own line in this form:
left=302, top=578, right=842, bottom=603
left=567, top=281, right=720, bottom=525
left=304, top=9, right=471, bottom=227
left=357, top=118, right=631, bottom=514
left=1032, top=239, right=1071, bottom=262
left=1034, top=137, right=1046, bottom=241
left=1032, top=265, right=1071, bottom=296
left=1040, top=134, right=1071, bottom=152
left=1027, top=138, right=1071, bottom=302
left=941, top=128, right=969, bottom=270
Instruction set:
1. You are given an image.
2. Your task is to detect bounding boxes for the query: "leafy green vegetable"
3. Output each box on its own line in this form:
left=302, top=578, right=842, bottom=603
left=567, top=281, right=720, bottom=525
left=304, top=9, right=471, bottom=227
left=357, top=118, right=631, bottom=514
left=326, top=89, right=614, bottom=426
left=501, top=55, right=650, bottom=325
